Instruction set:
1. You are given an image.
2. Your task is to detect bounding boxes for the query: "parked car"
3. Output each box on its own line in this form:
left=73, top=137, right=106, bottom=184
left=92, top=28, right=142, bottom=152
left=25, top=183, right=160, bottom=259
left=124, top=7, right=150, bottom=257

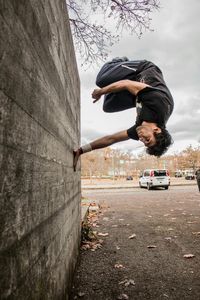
left=185, top=173, right=195, bottom=180
left=139, top=169, right=170, bottom=190
left=126, top=176, right=133, bottom=180
left=175, top=171, right=182, bottom=177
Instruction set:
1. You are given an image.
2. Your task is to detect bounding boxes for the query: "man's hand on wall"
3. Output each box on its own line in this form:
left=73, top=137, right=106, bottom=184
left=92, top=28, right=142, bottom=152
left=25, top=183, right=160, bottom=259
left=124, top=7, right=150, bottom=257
left=73, top=149, right=82, bottom=171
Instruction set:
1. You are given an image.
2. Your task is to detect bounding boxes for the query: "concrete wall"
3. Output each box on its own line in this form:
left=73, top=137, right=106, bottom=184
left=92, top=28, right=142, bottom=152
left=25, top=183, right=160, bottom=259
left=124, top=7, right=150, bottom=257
left=0, top=0, right=80, bottom=299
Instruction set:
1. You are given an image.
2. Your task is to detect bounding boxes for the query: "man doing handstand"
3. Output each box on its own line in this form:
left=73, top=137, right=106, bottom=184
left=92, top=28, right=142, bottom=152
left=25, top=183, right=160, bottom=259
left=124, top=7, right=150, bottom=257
left=73, top=58, right=174, bottom=171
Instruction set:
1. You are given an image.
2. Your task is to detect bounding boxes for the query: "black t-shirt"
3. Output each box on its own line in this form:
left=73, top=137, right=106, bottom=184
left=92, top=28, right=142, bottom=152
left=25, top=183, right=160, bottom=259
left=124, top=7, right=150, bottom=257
left=127, top=61, right=174, bottom=140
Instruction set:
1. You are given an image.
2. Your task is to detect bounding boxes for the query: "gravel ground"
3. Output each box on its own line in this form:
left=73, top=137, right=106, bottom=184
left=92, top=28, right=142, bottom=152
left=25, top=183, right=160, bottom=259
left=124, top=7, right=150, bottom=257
left=70, top=186, right=200, bottom=300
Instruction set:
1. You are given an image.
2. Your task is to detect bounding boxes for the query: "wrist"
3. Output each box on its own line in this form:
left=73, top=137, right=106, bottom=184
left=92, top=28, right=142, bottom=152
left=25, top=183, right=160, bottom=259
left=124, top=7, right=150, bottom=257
left=99, top=88, right=104, bottom=96
left=80, top=143, right=92, bottom=154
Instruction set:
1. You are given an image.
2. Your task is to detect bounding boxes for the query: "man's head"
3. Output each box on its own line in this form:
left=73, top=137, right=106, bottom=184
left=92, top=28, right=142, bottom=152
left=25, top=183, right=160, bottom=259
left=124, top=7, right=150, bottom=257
left=136, top=122, right=173, bottom=157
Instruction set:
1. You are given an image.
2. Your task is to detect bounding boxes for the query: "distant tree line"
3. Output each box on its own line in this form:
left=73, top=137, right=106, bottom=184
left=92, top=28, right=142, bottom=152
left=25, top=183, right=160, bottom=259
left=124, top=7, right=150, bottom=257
left=81, top=145, right=200, bottom=178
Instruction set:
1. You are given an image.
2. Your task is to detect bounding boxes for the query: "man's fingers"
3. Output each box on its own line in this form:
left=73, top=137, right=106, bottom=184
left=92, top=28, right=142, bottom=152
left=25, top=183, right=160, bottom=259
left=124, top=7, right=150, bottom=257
left=73, top=150, right=76, bottom=171
left=92, top=94, right=100, bottom=100
left=73, top=150, right=79, bottom=172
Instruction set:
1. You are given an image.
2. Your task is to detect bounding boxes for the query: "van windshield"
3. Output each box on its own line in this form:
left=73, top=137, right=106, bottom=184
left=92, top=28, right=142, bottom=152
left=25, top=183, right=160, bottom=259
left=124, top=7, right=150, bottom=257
left=154, top=170, right=167, bottom=177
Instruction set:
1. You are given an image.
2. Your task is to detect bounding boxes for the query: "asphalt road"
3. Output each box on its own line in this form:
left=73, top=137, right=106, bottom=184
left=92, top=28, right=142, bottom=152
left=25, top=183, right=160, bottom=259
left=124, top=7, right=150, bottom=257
left=70, top=186, right=200, bottom=300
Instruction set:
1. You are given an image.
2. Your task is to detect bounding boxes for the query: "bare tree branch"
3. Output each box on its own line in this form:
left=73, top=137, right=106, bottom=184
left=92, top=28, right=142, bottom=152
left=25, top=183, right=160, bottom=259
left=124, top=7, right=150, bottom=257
left=66, top=0, right=160, bottom=66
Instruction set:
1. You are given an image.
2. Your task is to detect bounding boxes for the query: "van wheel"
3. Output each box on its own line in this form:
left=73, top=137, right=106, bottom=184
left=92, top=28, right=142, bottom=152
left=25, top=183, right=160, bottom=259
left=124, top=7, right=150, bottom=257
left=165, top=186, right=169, bottom=190
left=147, top=183, right=151, bottom=190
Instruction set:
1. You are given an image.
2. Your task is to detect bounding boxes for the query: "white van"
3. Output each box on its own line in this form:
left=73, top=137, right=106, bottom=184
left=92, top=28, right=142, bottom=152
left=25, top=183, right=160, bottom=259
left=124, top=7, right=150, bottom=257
left=139, top=169, right=170, bottom=190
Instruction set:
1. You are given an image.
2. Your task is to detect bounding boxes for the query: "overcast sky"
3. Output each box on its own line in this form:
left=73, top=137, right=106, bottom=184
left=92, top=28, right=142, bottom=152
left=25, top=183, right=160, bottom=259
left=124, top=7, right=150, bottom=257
left=76, top=0, right=200, bottom=156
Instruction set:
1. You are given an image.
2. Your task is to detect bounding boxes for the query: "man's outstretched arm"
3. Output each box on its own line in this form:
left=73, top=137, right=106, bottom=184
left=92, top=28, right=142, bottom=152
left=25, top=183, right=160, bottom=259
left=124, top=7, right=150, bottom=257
left=92, top=79, right=149, bottom=102
left=73, top=130, right=129, bottom=171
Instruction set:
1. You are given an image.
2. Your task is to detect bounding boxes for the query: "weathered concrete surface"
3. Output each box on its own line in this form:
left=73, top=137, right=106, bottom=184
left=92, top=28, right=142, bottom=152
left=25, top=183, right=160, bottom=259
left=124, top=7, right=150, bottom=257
left=0, top=0, right=80, bottom=299
left=71, top=186, right=200, bottom=300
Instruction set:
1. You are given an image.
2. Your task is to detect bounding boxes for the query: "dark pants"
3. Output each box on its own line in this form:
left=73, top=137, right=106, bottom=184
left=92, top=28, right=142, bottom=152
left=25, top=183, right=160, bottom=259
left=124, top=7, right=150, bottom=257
left=197, top=179, right=200, bottom=192
left=96, top=59, right=143, bottom=113
left=103, top=91, right=136, bottom=113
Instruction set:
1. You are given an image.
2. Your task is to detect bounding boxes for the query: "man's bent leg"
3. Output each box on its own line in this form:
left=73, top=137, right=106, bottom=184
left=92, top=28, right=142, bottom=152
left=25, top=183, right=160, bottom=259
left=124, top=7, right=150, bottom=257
left=103, top=91, right=136, bottom=113
left=96, top=59, right=143, bottom=88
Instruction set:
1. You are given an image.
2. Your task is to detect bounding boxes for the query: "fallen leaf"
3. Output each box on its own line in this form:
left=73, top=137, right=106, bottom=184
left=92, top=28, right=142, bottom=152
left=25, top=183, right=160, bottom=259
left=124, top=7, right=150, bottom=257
left=168, top=228, right=174, bottom=231
left=117, top=293, right=129, bottom=300
left=81, top=238, right=103, bottom=251
left=164, top=214, right=170, bottom=217
left=112, top=225, right=118, bottom=228
left=192, top=232, right=200, bottom=235
left=116, top=246, right=120, bottom=250
left=126, top=224, right=130, bottom=226
left=128, top=234, right=136, bottom=239
left=77, top=292, right=85, bottom=297
left=164, top=237, right=172, bottom=241
left=89, top=206, right=99, bottom=213
left=119, top=279, right=127, bottom=285
left=98, top=232, right=109, bottom=237
left=119, top=279, right=135, bottom=287
left=81, top=244, right=90, bottom=250
left=90, top=242, right=102, bottom=251
left=147, top=245, right=157, bottom=249
left=183, top=254, right=195, bottom=259
left=125, top=279, right=135, bottom=286
left=114, top=264, right=125, bottom=269
left=103, top=217, right=109, bottom=221
left=119, top=219, right=124, bottom=221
